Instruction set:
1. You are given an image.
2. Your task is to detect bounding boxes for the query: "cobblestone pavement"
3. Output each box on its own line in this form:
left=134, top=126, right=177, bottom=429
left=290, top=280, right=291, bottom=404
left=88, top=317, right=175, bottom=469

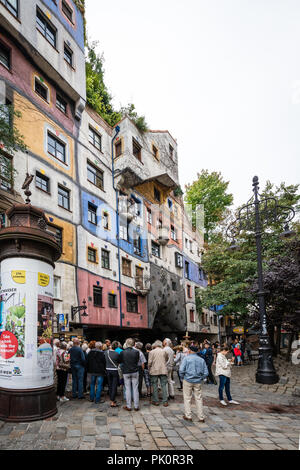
left=0, top=376, right=299, bottom=451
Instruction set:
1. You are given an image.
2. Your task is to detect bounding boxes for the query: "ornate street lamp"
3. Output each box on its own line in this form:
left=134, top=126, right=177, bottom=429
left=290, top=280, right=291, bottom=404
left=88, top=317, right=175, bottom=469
left=71, top=299, right=88, bottom=322
left=226, top=176, right=295, bottom=384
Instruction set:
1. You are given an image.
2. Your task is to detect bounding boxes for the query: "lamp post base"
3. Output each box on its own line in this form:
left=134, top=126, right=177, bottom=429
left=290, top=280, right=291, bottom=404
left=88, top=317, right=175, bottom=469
left=0, top=386, right=57, bottom=422
left=255, top=334, right=279, bottom=385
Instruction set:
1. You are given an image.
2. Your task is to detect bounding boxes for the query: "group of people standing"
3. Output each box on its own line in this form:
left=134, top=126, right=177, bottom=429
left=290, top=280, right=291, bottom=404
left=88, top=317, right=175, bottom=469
left=53, top=336, right=240, bottom=422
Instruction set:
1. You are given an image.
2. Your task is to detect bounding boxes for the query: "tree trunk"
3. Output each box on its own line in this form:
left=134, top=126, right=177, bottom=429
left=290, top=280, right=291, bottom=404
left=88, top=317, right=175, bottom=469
left=276, top=324, right=282, bottom=356
left=286, top=332, right=294, bottom=362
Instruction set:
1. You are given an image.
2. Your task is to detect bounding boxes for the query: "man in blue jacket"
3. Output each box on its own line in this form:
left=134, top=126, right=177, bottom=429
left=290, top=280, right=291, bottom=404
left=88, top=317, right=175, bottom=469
left=179, top=345, right=208, bottom=422
left=69, top=338, right=86, bottom=399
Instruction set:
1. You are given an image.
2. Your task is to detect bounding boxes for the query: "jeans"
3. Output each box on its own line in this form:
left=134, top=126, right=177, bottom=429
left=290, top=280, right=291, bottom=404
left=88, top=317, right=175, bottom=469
left=218, top=375, right=232, bottom=402
left=90, top=375, right=104, bottom=403
left=106, top=370, right=119, bottom=402
left=71, top=365, right=85, bottom=398
left=150, top=374, right=168, bottom=403
left=124, top=372, right=139, bottom=409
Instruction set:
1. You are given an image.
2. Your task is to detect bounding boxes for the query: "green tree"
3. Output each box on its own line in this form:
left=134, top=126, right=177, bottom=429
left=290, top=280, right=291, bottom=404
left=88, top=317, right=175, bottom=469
left=185, top=170, right=233, bottom=242
left=120, top=103, right=148, bottom=133
left=197, top=181, right=300, bottom=333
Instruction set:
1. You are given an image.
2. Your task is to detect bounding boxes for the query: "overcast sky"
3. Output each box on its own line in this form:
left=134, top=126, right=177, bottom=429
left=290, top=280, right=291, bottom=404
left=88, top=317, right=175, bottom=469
left=85, top=0, right=300, bottom=207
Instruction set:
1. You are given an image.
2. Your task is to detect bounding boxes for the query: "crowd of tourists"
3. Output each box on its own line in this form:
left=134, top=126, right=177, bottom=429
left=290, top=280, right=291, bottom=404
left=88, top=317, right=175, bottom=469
left=53, top=335, right=244, bottom=422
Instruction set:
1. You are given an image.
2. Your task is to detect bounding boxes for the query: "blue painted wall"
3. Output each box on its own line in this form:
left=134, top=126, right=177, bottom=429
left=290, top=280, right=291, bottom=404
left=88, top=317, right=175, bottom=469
left=183, top=255, right=207, bottom=287
left=42, top=0, right=85, bottom=50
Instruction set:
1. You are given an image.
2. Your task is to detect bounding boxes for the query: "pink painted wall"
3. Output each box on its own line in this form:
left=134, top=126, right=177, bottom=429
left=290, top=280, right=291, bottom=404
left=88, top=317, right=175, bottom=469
left=0, top=32, right=75, bottom=135
left=77, top=269, right=148, bottom=329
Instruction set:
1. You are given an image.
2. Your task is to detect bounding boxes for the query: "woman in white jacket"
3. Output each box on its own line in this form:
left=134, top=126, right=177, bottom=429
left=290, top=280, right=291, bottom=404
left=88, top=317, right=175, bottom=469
left=215, top=345, right=240, bottom=406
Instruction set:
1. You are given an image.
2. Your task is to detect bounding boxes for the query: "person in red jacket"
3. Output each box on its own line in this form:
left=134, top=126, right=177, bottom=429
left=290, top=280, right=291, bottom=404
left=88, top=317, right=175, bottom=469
left=234, top=344, right=242, bottom=366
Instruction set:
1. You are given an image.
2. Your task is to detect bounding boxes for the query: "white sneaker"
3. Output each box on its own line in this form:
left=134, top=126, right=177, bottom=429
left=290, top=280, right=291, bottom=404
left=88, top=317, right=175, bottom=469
left=229, top=400, right=240, bottom=405
left=220, top=400, right=227, bottom=406
left=62, top=397, right=69, bottom=402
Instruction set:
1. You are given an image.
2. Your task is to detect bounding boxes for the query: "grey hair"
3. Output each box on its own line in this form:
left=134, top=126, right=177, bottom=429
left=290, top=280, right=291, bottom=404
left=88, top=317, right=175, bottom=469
left=81, top=343, right=88, bottom=351
left=125, top=338, right=135, bottom=348
left=164, top=338, right=172, bottom=346
left=95, top=342, right=102, bottom=349
left=60, top=342, right=67, bottom=349
left=135, top=342, right=143, bottom=350
left=152, top=340, right=163, bottom=348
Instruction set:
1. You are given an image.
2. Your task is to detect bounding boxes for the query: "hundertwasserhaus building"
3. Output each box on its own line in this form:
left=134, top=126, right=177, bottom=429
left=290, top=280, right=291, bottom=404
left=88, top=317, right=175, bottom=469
left=0, top=0, right=228, bottom=343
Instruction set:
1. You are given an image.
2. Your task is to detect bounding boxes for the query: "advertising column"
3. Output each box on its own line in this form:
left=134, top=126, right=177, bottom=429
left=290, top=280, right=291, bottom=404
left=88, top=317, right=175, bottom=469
left=0, top=259, right=54, bottom=390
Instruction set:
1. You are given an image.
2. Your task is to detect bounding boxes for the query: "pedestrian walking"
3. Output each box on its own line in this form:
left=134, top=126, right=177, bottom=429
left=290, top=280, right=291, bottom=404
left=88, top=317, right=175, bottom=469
left=234, top=343, right=242, bottom=366
left=143, top=343, right=152, bottom=397
left=163, top=338, right=175, bottom=399
left=104, top=340, right=120, bottom=407
left=148, top=340, right=169, bottom=407
left=179, top=345, right=208, bottom=422
left=56, top=341, right=70, bottom=402
left=69, top=338, right=86, bottom=399
left=215, top=345, right=240, bottom=406
left=81, top=342, right=89, bottom=393
left=174, top=345, right=187, bottom=390
left=119, top=338, right=140, bottom=411
left=202, top=340, right=217, bottom=384
left=134, top=341, right=146, bottom=397
left=86, top=341, right=106, bottom=404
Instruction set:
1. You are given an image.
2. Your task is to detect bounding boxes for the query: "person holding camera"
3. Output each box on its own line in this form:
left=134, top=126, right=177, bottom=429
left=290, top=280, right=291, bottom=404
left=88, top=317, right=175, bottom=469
left=215, top=345, right=240, bottom=406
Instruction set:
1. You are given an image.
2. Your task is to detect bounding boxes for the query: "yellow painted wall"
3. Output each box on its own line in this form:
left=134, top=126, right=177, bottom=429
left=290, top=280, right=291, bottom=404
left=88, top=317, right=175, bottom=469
left=14, top=93, right=75, bottom=179
left=45, top=214, right=76, bottom=265
left=135, top=181, right=170, bottom=205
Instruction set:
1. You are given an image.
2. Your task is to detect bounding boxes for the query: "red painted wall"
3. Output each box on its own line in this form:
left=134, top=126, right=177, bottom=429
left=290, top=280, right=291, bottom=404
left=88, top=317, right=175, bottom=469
left=0, top=32, right=75, bottom=135
left=77, top=269, right=148, bottom=329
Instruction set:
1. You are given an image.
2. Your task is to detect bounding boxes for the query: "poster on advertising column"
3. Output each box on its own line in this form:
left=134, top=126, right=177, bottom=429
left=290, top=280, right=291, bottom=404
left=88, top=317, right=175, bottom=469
left=0, top=258, right=54, bottom=390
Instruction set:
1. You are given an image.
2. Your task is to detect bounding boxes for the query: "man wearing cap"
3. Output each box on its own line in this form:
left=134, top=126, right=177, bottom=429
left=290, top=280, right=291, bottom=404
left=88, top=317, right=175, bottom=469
left=179, top=345, right=208, bottom=422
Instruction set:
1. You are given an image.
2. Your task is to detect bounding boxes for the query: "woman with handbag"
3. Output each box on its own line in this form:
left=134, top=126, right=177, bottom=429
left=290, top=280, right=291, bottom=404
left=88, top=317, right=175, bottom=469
left=56, top=342, right=70, bottom=402
left=104, top=340, right=120, bottom=407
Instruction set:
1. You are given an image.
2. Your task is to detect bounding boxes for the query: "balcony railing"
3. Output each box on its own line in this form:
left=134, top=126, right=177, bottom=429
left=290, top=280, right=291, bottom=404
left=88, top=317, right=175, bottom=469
left=135, top=275, right=151, bottom=296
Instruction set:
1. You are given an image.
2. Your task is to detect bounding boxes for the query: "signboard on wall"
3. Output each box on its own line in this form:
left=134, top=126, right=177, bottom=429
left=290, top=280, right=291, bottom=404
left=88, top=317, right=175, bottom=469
left=0, top=258, right=54, bottom=390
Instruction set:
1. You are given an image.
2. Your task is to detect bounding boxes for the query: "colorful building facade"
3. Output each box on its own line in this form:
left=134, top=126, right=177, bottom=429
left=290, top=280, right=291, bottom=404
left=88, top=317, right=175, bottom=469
left=0, top=0, right=220, bottom=342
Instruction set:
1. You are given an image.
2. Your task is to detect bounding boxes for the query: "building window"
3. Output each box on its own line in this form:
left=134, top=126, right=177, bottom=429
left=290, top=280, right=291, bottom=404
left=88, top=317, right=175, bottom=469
left=56, top=94, right=67, bottom=114
left=132, top=138, right=142, bottom=161
left=187, top=285, right=192, bottom=298
left=185, top=261, right=190, bottom=279
left=115, top=140, right=122, bottom=158
left=58, top=185, right=70, bottom=210
left=35, top=78, right=49, bottom=102
left=126, top=292, right=138, bottom=313
left=101, top=249, right=110, bottom=269
left=88, top=203, right=97, bottom=225
left=1, top=0, right=18, bottom=18
left=93, top=286, right=102, bottom=307
left=88, top=247, right=97, bottom=263
left=190, top=241, right=193, bottom=253
left=0, top=154, right=13, bottom=192
left=36, top=8, right=56, bottom=48
left=53, top=276, right=61, bottom=299
left=87, top=161, right=104, bottom=190
left=122, top=258, right=132, bottom=277
left=190, top=310, right=195, bottom=323
left=152, top=144, right=159, bottom=160
left=36, top=172, right=50, bottom=193
left=62, top=0, right=73, bottom=22
left=154, top=187, right=161, bottom=203
left=47, top=133, right=66, bottom=163
left=119, top=221, right=128, bottom=241
left=103, top=211, right=109, bottom=230
left=175, top=252, right=183, bottom=268
left=89, top=126, right=102, bottom=151
left=0, top=41, right=10, bottom=69
left=151, top=241, right=160, bottom=258
left=172, top=281, right=177, bottom=291
left=171, top=225, right=177, bottom=241
left=169, top=144, right=174, bottom=159
left=147, top=208, right=152, bottom=225
left=156, top=217, right=162, bottom=230
left=133, top=236, right=142, bottom=256
left=0, top=212, right=6, bottom=228
left=108, top=293, right=117, bottom=308
left=64, top=43, right=73, bottom=66
left=47, top=225, right=63, bottom=250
